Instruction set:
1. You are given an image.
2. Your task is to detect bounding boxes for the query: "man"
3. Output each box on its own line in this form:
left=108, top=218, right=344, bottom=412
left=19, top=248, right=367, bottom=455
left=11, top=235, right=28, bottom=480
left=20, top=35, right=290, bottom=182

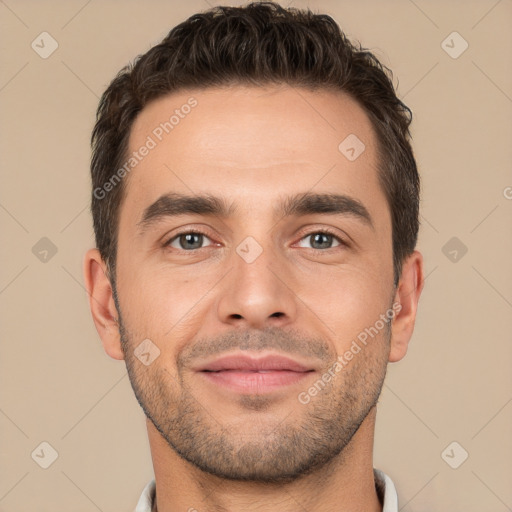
left=84, top=2, right=424, bottom=511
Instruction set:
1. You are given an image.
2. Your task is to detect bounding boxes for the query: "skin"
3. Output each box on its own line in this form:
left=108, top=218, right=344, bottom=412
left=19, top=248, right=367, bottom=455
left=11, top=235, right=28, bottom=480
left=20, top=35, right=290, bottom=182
left=84, top=84, right=424, bottom=512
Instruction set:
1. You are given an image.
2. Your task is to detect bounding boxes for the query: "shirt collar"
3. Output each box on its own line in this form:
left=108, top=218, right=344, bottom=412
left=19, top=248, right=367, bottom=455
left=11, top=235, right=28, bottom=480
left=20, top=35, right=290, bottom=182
left=374, top=468, right=399, bottom=512
left=134, top=468, right=398, bottom=512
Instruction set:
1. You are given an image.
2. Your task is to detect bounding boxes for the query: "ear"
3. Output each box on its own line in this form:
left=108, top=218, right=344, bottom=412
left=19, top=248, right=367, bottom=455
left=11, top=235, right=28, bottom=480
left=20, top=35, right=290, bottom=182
left=83, top=249, right=124, bottom=360
left=389, top=250, right=424, bottom=363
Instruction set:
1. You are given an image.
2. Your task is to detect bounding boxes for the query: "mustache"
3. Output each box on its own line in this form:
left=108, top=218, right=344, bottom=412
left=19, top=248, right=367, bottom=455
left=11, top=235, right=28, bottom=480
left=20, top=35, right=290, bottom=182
left=178, top=326, right=335, bottom=368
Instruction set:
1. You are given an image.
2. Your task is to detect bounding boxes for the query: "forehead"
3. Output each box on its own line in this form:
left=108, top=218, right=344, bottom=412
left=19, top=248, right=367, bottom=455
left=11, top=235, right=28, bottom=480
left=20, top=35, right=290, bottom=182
left=122, top=85, right=385, bottom=225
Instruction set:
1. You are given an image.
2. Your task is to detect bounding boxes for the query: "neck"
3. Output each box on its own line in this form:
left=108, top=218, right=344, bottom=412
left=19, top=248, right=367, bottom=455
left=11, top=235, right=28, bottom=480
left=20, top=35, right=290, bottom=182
left=147, top=407, right=382, bottom=512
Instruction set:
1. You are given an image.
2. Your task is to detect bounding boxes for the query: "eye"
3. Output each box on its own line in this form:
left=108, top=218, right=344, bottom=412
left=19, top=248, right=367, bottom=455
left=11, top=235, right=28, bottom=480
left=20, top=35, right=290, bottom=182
left=296, top=231, right=345, bottom=250
left=164, top=229, right=346, bottom=252
left=165, top=231, right=214, bottom=251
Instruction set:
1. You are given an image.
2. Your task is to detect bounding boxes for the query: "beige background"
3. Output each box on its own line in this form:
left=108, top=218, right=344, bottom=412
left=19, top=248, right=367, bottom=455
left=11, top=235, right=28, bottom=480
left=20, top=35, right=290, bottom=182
left=1, top=0, right=511, bottom=510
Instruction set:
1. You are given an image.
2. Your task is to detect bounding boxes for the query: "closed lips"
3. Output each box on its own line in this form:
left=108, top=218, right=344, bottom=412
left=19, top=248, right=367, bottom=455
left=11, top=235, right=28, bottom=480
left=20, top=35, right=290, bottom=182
left=197, top=354, right=314, bottom=373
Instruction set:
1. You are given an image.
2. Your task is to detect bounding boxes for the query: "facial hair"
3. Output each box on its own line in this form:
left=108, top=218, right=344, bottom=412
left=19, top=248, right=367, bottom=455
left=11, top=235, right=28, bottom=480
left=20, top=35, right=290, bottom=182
left=114, top=288, right=391, bottom=483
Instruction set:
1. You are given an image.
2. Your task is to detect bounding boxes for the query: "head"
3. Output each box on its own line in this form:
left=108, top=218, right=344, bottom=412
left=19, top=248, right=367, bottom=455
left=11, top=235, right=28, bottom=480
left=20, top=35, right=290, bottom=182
left=85, top=1, right=423, bottom=483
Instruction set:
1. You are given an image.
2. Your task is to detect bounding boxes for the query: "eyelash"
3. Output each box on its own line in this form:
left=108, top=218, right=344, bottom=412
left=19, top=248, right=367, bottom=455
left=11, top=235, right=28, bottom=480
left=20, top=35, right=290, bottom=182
left=163, top=228, right=348, bottom=252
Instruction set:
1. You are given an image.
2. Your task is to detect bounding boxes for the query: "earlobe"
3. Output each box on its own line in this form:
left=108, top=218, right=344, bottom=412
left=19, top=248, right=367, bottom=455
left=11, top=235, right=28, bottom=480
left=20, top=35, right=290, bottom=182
left=83, top=249, right=125, bottom=361
left=389, top=250, right=424, bottom=363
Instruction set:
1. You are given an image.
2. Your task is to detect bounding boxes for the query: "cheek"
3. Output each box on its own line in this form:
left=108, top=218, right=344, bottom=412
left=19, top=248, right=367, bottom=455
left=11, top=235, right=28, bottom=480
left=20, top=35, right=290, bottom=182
left=298, top=265, right=392, bottom=346
left=117, top=265, right=217, bottom=343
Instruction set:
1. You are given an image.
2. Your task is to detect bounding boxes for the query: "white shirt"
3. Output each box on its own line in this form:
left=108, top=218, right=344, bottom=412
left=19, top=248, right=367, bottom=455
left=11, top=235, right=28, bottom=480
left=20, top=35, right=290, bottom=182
left=134, top=468, right=398, bottom=511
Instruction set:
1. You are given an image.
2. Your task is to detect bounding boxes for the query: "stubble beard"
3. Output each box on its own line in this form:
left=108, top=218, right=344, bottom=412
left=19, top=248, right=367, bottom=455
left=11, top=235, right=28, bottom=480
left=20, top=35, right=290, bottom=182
left=117, top=318, right=390, bottom=483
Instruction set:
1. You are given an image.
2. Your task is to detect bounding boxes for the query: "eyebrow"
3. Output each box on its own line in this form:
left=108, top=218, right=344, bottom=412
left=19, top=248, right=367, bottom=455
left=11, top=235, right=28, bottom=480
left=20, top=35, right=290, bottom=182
left=136, top=191, right=374, bottom=234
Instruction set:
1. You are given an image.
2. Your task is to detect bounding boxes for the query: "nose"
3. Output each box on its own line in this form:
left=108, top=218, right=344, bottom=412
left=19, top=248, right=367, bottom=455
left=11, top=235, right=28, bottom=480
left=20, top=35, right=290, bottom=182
left=216, top=239, right=298, bottom=330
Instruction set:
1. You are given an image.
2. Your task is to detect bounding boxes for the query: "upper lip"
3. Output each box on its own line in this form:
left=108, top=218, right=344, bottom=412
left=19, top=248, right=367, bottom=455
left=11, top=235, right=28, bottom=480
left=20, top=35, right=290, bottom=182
left=196, top=353, right=314, bottom=372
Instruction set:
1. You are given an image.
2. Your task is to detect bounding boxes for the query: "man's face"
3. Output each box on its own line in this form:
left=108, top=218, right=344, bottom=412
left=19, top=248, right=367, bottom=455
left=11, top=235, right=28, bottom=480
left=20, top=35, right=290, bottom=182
left=114, top=85, right=395, bottom=481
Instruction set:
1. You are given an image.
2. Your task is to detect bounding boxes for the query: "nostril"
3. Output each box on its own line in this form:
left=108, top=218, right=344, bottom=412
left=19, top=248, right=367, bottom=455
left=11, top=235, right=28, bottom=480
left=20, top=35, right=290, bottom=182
left=270, top=312, right=284, bottom=318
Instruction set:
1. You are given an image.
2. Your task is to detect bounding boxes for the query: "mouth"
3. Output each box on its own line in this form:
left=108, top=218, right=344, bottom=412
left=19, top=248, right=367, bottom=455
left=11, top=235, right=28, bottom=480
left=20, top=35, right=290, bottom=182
left=196, top=354, right=316, bottom=393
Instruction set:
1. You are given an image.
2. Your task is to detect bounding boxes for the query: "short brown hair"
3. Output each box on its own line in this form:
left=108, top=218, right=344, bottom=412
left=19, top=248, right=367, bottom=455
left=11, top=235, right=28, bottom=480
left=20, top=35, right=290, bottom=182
left=91, top=1, right=419, bottom=286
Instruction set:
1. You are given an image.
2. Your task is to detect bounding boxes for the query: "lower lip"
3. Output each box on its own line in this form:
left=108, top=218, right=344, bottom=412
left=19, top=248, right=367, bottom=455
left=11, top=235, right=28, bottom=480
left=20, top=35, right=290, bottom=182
left=199, top=370, right=314, bottom=393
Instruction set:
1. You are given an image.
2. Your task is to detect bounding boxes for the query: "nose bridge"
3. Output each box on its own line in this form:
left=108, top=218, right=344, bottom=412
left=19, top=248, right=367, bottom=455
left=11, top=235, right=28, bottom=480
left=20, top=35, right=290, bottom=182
left=216, top=232, right=298, bottom=328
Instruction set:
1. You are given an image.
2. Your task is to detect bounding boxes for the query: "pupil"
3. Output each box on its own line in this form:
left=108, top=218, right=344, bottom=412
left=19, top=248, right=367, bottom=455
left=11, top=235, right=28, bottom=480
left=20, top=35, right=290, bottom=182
left=181, top=233, right=202, bottom=249
left=312, top=233, right=331, bottom=249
